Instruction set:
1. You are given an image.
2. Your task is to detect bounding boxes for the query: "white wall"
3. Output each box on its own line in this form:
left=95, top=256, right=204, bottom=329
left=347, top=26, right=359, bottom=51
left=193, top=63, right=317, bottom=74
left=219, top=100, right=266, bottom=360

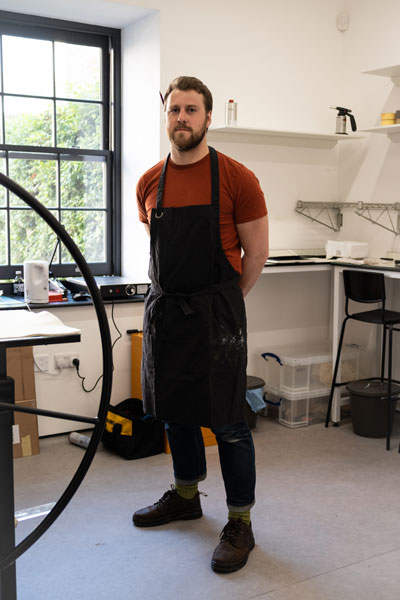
left=333, top=0, right=400, bottom=256
left=122, top=0, right=345, bottom=274
left=121, top=10, right=160, bottom=282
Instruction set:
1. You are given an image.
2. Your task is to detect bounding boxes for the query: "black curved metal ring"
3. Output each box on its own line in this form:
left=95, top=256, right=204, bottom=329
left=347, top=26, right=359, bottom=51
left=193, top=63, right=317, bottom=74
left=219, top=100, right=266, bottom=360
left=0, top=172, right=113, bottom=571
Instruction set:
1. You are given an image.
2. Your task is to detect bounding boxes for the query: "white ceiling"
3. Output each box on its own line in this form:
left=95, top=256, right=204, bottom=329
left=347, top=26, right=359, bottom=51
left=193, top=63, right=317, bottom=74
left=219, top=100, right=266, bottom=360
left=0, top=0, right=154, bottom=29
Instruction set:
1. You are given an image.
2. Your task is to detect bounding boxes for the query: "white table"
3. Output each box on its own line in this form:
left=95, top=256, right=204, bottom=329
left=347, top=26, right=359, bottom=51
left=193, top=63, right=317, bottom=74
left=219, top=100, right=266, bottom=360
left=262, top=260, right=400, bottom=423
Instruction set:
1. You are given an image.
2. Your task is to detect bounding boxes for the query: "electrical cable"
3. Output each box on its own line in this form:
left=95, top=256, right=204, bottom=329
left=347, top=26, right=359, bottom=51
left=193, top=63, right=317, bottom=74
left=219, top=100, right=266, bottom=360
left=0, top=172, right=113, bottom=573
left=74, top=300, right=123, bottom=393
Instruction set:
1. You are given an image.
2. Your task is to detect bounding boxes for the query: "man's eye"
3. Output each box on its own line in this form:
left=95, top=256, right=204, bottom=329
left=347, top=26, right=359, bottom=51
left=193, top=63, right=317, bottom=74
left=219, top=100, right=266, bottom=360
left=169, top=108, right=178, bottom=114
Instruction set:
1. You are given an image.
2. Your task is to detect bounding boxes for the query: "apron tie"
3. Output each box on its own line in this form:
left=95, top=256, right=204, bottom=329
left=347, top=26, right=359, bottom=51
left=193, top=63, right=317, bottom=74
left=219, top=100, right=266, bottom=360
left=151, top=277, right=240, bottom=316
left=178, top=296, right=194, bottom=316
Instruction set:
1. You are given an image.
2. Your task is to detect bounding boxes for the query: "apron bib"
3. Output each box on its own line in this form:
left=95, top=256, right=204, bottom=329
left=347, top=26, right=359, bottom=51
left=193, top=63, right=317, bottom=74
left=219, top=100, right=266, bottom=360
left=141, top=147, right=247, bottom=427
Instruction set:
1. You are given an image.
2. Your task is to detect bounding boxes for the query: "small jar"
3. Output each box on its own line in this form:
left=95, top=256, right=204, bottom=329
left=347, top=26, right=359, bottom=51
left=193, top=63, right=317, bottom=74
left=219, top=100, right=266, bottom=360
left=381, top=112, right=395, bottom=126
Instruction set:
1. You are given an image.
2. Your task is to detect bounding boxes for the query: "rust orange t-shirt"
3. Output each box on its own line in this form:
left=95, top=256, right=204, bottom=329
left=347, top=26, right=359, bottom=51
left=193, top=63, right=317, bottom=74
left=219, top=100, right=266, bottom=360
left=136, top=150, right=267, bottom=274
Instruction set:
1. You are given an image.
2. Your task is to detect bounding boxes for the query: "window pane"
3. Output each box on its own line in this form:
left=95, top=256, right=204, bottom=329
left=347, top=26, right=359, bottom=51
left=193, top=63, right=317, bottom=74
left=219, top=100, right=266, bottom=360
left=9, top=156, right=57, bottom=208
left=0, top=211, right=6, bottom=264
left=61, top=210, right=105, bottom=262
left=4, top=97, right=53, bottom=146
left=60, top=158, right=105, bottom=208
left=56, top=101, right=101, bottom=149
left=0, top=156, right=6, bottom=207
left=10, top=209, right=58, bottom=264
left=55, top=43, right=101, bottom=100
left=3, top=36, right=53, bottom=97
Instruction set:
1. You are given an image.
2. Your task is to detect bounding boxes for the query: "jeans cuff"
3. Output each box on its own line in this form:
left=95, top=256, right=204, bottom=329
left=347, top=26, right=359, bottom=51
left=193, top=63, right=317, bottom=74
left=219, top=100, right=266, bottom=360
left=174, top=471, right=207, bottom=486
left=227, top=500, right=255, bottom=512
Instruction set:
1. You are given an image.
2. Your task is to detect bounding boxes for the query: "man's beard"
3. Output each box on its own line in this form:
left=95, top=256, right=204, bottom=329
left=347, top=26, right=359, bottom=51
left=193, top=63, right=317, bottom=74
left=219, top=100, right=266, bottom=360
left=170, top=118, right=208, bottom=152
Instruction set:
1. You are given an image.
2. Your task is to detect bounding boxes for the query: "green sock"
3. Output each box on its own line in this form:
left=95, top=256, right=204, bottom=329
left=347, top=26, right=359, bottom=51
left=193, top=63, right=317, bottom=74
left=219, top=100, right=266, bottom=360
left=228, top=510, right=251, bottom=525
left=175, top=483, right=198, bottom=500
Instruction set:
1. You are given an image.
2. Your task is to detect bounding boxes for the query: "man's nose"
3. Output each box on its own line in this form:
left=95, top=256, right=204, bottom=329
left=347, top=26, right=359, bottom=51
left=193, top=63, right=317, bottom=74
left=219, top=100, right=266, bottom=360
left=177, top=109, right=187, bottom=122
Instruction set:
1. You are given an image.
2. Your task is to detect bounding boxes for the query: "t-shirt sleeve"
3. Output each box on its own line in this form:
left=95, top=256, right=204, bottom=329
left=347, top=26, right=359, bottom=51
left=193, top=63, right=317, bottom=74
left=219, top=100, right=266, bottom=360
left=136, top=177, right=149, bottom=224
left=233, top=165, right=267, bottom=225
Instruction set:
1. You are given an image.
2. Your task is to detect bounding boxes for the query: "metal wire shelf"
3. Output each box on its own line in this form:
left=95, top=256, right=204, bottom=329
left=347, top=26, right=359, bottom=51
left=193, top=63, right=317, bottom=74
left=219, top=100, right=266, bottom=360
left=295, top=201, right=400, bottom=235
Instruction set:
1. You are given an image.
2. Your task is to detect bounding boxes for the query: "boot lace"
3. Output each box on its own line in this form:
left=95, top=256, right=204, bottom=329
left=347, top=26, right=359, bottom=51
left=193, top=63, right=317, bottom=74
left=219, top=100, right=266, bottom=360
left=220, top=519, right=246, bottom=548
left=156, top=484, right=207, bottom=506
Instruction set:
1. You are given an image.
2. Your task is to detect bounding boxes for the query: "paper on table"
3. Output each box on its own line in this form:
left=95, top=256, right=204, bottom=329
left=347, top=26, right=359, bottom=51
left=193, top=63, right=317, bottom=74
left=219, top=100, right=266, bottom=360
left=0, top=310, right=81, bottom=340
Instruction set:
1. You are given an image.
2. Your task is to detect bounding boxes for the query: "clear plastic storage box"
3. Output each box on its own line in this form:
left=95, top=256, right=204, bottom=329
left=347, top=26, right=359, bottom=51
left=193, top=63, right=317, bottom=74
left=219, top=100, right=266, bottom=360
left=261, top=343, right=362, bottom=397
left=266, top=385, right=329, bottom=428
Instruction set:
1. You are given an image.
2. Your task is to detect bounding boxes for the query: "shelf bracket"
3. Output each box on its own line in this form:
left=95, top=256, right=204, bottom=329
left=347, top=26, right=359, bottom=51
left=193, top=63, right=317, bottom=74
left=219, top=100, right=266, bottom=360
left=296, top=201, right=400, bottom=235
left=295, top=201, right=343, bottom=232
left=354, top=203, right=400, bottom=235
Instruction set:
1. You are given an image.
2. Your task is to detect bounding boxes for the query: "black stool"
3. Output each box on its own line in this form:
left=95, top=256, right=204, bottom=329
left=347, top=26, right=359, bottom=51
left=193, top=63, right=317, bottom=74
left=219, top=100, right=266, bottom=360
left=325, top=269, right=400, bottom=450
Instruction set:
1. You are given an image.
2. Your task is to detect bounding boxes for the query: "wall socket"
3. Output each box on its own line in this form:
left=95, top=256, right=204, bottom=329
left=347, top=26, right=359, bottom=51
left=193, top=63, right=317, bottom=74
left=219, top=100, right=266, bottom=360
left=34, top=355, right=49, bottom=372
left=54, top=353, right=79, bottom=370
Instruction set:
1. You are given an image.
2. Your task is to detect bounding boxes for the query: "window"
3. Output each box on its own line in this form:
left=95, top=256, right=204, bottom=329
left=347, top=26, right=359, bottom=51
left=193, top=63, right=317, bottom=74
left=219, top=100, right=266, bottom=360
left=0, top=11, right=121, bottom=278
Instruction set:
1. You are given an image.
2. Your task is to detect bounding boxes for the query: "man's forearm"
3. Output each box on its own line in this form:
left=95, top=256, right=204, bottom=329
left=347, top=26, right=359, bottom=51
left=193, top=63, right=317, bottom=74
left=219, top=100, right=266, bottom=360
left=239, top=253, right=267, bottom=297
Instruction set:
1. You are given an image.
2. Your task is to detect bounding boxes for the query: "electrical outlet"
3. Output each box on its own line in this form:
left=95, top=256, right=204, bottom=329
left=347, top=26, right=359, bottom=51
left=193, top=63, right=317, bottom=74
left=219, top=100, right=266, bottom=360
left=54, top=353, right=80, bottom=370
left=34, top=355, right=49, bottom=372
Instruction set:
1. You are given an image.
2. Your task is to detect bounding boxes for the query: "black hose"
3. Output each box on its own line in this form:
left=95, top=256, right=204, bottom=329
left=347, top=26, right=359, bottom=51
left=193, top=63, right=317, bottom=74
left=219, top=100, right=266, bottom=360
left=0, top=172, right=113, bottom=571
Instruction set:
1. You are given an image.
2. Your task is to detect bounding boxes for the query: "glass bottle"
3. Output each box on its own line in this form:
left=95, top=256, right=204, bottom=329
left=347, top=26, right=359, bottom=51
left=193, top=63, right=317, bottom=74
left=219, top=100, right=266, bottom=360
left=13, top=270, right=24, bottom=296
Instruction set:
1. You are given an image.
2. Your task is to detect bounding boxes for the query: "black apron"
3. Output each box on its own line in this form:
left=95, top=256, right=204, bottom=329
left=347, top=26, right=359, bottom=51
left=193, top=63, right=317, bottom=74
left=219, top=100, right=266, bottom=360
left=141, top=147, right=247, bottom=427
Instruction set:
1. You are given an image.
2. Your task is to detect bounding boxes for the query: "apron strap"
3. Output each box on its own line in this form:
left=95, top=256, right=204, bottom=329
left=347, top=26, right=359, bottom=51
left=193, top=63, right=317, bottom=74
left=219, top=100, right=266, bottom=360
left=156, top=155, right=170, bottom=217
left=209, top=146, right=219, bottom=209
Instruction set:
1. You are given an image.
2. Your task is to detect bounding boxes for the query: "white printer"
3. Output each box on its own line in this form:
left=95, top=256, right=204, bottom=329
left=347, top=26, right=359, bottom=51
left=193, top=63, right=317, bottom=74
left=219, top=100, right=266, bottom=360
left=325, top=240, right=369, bottom=260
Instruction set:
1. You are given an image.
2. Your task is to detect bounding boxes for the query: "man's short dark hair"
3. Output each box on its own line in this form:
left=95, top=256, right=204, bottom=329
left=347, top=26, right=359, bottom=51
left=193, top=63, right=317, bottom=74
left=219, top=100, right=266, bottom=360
left=163, top=76, right=213, bottom=113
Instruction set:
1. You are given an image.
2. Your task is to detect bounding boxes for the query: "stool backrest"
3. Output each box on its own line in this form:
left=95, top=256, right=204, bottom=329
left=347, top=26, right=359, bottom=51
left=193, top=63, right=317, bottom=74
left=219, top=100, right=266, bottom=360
left=343, top=270, right=385, bottom=305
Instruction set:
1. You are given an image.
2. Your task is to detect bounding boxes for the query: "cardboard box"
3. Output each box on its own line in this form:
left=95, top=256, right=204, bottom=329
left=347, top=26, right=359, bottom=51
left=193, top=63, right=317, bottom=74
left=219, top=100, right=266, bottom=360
left=6, top=347, right=39, bottom=458
left=12, top=400, right=40, bottom=458
left=130, top=332, right=143, bottom=400
left=6, top=346, right=36, bottom=403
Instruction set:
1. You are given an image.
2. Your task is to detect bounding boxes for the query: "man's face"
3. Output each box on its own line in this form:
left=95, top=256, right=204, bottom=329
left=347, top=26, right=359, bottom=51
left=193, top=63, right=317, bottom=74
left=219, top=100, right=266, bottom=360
left=165, top=89, right=212, bottom=152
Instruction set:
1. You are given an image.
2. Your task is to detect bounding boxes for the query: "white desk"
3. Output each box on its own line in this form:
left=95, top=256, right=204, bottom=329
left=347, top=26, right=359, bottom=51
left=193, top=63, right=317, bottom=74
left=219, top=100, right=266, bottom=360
left=330, top=263, right=400, bottom=422
left=262, top=261, right=400, bottom=423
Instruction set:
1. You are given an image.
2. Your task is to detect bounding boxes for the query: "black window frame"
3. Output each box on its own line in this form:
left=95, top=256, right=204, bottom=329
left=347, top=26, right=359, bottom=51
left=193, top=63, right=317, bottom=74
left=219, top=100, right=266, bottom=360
left=0, top=9, right=121, bottom=278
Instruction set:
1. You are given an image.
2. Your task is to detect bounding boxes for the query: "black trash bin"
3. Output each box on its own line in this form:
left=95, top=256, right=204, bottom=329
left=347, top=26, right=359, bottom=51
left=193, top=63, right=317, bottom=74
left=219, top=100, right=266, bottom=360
left=346, top=379, right=400, bottom=438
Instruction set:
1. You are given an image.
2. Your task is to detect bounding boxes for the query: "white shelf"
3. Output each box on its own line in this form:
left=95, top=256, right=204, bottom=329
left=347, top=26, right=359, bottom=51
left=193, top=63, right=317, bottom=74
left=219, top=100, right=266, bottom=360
left=363, top=64, right=400, bottom=85
left=208, top=126, right=362, bottom=143
left=361, top=124, right=400, bottom=135
left=362, top=65, right=400, bottom=135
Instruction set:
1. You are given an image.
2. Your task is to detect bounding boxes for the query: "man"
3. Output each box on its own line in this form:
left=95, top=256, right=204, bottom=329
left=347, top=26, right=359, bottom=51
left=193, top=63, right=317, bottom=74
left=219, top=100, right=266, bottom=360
left=133, top=76, right=269, bottom=573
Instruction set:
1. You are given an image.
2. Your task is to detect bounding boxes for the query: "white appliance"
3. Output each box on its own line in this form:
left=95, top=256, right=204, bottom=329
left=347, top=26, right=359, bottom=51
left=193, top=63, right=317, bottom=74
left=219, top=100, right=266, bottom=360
left=24, top=260, right=49, bottom=304
left=325, top=240, right=369, bottom=259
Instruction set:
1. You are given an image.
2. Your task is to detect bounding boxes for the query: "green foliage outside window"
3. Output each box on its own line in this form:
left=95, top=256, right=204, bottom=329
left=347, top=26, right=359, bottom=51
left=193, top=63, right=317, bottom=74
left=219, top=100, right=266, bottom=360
left=1, top=84, right=105, bottom=266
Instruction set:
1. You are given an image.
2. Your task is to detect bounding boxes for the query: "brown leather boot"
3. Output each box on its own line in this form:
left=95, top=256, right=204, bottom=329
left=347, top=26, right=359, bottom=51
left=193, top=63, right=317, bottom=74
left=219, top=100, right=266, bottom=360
left=132, top=486, right=203, bottom=527
left=211, top=518, right=255, bottom=573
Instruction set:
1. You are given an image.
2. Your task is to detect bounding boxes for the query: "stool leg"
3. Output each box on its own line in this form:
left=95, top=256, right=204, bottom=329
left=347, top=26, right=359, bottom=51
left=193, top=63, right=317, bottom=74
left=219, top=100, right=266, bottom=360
left=381, top=324, right=387, bottom=382
left=386, top=324, right=393, bottom=451
left=325, top=318, right=348, bottom=427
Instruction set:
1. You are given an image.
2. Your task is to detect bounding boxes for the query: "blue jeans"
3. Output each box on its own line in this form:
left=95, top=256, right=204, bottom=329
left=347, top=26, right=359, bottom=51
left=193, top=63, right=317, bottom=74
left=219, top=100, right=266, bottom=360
left=165, top=421, right=256, bottom=512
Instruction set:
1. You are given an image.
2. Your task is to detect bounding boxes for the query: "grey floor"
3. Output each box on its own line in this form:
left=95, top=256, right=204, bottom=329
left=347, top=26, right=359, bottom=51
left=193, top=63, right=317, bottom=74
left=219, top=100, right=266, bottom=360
left=12, top=413, right=400, bottom=600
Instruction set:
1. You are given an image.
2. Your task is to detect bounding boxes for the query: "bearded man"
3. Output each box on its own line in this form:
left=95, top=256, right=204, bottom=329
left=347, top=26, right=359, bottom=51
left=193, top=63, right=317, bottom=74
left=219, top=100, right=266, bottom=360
left=133, top=76, right=269, bottom=573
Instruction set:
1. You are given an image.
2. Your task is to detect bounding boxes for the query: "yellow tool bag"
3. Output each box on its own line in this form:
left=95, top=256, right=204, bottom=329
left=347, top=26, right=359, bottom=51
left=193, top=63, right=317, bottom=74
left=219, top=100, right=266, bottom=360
left=102, top=398, right=164, bottom=459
